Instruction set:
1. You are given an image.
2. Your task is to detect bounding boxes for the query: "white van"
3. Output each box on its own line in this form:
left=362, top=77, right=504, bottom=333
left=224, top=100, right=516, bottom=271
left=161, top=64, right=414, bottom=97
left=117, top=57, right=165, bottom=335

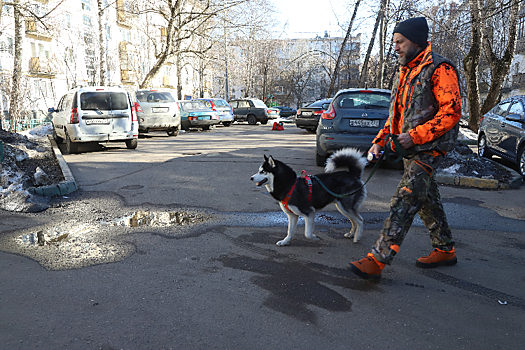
left=49, top=86, right=139, bottom=154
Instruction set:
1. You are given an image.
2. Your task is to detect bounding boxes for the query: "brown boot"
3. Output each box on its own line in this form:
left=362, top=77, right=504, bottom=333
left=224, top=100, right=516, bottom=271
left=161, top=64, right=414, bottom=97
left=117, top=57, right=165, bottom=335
left=347, top=253, right=385, bottom=281
left=416, top=248, right=457, bottom=268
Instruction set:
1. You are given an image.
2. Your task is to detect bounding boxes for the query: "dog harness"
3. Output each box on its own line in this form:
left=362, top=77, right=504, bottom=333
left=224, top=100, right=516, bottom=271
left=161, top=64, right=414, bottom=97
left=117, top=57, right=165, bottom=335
left=281, top=171, right=313, bottom=212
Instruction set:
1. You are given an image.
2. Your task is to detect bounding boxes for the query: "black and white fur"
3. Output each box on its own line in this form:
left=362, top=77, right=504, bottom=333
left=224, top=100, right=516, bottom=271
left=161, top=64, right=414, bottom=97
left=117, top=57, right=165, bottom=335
left=251, top=148, right=367, bottom=246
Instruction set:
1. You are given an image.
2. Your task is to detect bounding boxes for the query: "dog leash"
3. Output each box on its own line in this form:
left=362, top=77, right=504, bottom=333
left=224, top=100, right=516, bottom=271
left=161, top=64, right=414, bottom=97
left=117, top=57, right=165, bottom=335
left=312, top=134, right=407, bottom=198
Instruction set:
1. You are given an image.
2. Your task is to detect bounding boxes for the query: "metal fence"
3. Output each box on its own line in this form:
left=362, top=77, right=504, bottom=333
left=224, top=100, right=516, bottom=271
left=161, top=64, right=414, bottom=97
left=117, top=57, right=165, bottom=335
left=1, top=117, right=51, bottom=132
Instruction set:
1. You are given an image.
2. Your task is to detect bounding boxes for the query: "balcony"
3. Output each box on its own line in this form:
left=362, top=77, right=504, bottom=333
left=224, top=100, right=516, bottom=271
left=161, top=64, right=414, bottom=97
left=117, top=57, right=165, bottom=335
left=116, top=0, right=137, bottom=28
left=25, top=18, right=53, bottom=42
left=162, top=76, right=172, bottom=87
left=29, top=57, right=59, bottom=76
left=512, top=73, right=525, bottom=89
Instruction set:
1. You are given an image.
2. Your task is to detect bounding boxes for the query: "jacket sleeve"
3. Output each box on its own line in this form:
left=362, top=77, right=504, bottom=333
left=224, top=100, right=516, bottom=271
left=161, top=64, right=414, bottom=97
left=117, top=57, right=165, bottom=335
left=408, top=63, right=462, bottom=145
left=372, top=119, right=391, bottom=147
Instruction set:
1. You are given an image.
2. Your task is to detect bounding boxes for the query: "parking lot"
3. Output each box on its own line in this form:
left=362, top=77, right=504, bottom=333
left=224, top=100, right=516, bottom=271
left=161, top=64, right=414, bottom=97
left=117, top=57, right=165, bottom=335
left=1, top=123, right=524, bottom=349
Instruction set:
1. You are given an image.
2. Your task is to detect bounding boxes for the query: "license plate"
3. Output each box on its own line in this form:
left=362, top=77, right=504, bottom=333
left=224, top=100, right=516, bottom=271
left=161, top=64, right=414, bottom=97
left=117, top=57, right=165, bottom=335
left=152, top=107, right=169, bottom=113
left=85, top=119, right=110, bottom=125
left=349, top=119, right=379, bottom=127
left=302, top=112, right=312, bottom=116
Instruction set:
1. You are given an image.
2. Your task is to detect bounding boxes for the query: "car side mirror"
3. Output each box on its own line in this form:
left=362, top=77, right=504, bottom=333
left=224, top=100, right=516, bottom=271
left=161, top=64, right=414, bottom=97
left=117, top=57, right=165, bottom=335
left=48, top=107, right=55, bottom=113
left=505, top=114, right=525, bottom=123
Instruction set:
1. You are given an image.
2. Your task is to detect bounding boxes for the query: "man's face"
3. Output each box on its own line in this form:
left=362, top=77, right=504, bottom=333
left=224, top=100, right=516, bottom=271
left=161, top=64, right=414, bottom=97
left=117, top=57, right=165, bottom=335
left=393, top=33, right=420, bottom=65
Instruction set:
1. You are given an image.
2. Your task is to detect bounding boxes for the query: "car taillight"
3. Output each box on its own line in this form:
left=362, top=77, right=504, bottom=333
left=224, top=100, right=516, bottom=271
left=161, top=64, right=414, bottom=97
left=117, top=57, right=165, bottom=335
left=321, top=105, right=336, bottom=120
left=130, top=103, right=138, bottom=122
left=314, top=110, right=325, bottom=115
left=70, top=108, right=79, bottom=123
left=134, top=102, right=143, bottom=113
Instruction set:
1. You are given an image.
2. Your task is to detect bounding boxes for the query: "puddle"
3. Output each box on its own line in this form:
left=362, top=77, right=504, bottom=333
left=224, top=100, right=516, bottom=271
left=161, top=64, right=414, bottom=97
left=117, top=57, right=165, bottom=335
left=1, top=210, right=211, bottom=270
left=108, top=211, right=207, bottom=228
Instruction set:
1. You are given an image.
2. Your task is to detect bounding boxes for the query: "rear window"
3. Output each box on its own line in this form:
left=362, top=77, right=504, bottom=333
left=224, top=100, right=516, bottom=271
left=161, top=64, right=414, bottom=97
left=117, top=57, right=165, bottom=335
left=80, top=92, right=128, bottom=111
left=213, top=99, right=229, bottom=107
left=307, top=100, right=331, bottom=108
left=334, top=92, right=390, bottom=109
left=180, top=101, right=206, bottom=111
left=251, top=99, right=267, bottom=108
left=136, top=91, right=175, bottom=103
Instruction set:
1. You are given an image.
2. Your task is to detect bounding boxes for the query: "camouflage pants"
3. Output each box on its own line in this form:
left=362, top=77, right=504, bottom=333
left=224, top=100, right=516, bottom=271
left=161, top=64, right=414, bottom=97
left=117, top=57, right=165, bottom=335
left=372, top=153, right=454, bottom=265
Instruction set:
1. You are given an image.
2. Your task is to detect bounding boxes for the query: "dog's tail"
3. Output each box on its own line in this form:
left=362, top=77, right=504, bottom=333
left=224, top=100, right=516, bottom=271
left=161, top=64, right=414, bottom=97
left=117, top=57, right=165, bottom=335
left=324, top=148, right=367, bottom=178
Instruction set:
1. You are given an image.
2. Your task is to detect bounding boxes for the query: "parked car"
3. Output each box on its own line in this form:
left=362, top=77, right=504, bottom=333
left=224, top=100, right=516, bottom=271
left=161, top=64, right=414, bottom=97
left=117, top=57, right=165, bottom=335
left=316, top=89, right=391, bottom=166
left=178, top=100, right=220, bottom=131
left=49, top=86, right=139, bottom=154
left=296, top=99, right=333, bottom=132
left=276, top=106, right=297, bottom=118
left=135, top=89, right=181, bottom=136
left=478, top=95, right=525, bottom=176
left=229, top=98, right=279, bottom=125
left=195, top=98, right=234, bottom=127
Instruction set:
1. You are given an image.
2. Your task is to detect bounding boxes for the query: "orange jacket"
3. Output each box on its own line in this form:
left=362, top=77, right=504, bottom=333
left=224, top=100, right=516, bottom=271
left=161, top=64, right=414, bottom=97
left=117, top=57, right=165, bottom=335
left=373, top=43, right=462, bottom=154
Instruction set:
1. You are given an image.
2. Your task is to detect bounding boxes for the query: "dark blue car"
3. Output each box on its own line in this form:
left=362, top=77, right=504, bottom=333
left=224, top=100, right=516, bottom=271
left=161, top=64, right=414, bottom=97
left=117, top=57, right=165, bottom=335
left=478, top=95, right=525, bottom=176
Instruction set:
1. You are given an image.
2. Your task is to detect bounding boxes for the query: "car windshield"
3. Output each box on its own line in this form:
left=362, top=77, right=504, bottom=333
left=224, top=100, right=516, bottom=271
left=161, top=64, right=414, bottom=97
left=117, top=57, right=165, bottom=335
left=180, top=101, right=207, bottom=111
left=80, top=92, right=128, bottom=111
left=251, top=100, right=267, bottom=108
left=334, top=92, right=390, bottom=109
left=136, top=91, right=175, bottom=103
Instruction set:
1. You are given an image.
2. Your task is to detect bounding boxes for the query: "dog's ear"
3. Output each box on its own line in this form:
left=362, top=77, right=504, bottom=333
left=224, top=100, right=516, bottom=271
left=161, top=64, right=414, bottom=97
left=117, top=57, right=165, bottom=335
left=268, top=156, right=276, bottom=168
left=264, top=155, right=268, bottom=161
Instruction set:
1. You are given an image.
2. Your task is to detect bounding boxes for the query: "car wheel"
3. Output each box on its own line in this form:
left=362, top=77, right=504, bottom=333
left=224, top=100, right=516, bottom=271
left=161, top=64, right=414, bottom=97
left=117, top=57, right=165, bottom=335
left=126, top=138, right=138, bottom=149
left=517, top=146, right=525, bottom=176
left=167, top=128, right=179, bottom=136
left=223, top=122, right=231, bottom=127
left=66, top=132, right=78, bottom=154
left=306, top=128, right=316, bottom=133
left=202, top=125, right=211, bottom=131
left=478, top=134, right=492, bottom=158
left=260, top=119, right=268, bottom=125
left=52, top=127, right=63, bottom=144
left=316, top=150, right=328, bottom=167
left=247, top=115, right=257, bottom=125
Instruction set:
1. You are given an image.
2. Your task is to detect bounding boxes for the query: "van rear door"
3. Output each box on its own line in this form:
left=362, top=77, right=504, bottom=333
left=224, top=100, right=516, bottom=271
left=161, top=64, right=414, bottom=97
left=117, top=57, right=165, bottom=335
left=79, top=92, right=131, bottom=136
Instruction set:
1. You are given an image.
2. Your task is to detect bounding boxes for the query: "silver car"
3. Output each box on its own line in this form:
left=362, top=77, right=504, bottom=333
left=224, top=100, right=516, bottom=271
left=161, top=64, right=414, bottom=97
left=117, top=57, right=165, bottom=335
left=49, top=86, right=139, bottom=154
left=135, top=89, right=181, bottom=136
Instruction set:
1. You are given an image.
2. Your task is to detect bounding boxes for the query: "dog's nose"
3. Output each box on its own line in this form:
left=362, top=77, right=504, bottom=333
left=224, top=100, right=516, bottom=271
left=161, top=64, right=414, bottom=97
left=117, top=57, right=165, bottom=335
left=250, top=176, right=254, bottom=181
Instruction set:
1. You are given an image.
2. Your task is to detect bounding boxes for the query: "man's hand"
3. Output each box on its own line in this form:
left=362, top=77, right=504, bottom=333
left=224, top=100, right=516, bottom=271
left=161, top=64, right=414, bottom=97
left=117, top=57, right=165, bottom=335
left=397, top=133, right=414, bottom=149
left=368, top=144, right=382, bottom=161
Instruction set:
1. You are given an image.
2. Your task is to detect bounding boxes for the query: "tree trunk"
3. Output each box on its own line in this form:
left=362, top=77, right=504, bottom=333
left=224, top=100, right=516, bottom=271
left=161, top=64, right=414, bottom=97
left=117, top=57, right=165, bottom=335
left=98, top=0, right=106, bottom=86
left=360, top=0, right=387, bottom=88
left=463, top=0, right=483, bottom=133
left=9, top=0, right=22, bottom=132
left=480, top=0, right=520, bottom=115
left=376, top=0, right=389, bottom=88
left=327, top=0, right=361, bottom=97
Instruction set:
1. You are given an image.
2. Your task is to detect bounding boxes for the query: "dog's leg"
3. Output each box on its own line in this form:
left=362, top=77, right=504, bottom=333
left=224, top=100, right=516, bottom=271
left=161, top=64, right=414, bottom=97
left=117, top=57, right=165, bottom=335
left=304, top=214, right=320, bottom=241
left=276, top=211, right=299, bottom=246
left=336, top=202, right=364, bottom=243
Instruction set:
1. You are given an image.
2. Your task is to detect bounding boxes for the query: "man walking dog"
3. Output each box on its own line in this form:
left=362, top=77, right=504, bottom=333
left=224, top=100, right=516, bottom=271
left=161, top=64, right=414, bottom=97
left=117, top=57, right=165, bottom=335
left=348, top=17, right=462, bottom=281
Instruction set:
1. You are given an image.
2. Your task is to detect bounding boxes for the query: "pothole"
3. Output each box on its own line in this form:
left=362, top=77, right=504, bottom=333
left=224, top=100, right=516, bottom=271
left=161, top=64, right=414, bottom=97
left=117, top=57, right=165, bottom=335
left=0, top=210, right=211, bottom=270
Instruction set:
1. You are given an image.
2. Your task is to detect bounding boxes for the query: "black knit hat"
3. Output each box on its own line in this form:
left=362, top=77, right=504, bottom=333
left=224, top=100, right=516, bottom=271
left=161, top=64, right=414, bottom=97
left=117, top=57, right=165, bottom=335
left=393, top=17, right=428, bottom=48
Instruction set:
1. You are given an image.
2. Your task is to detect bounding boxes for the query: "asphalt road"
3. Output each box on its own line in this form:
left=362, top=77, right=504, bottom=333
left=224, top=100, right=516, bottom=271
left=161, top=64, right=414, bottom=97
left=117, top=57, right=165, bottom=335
left=1, top=123, right=525, bottom=349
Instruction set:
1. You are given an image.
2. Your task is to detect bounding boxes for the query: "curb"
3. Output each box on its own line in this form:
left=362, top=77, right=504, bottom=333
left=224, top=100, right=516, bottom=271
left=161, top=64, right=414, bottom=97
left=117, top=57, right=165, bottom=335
left=436, top=160, right=523, bottom=190
left=28, top=136, right=78, bottom=197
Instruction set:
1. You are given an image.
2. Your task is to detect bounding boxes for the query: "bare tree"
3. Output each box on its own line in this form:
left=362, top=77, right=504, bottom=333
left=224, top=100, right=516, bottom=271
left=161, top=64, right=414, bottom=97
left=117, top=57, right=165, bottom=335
left=327, top=0, right=361, bottom=97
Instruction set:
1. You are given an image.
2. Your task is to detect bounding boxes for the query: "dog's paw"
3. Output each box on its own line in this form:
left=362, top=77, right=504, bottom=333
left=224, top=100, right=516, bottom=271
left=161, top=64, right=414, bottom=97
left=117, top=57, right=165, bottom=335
left=344, top=232, right=355, bottom=239
left=308, top=235, right=320, bottom=241
left=276, top=240, right=290, bottom=246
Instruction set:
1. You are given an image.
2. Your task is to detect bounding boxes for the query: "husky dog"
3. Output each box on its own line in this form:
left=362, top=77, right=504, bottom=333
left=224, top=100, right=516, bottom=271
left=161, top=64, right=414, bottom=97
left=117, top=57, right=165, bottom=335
left=251, top=148, right=367, bottom=246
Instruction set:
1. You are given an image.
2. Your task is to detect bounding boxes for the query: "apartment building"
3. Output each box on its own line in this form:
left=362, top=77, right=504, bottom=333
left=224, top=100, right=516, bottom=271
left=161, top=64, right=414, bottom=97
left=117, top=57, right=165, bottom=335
left=0, top=0, right=199, bottom=126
